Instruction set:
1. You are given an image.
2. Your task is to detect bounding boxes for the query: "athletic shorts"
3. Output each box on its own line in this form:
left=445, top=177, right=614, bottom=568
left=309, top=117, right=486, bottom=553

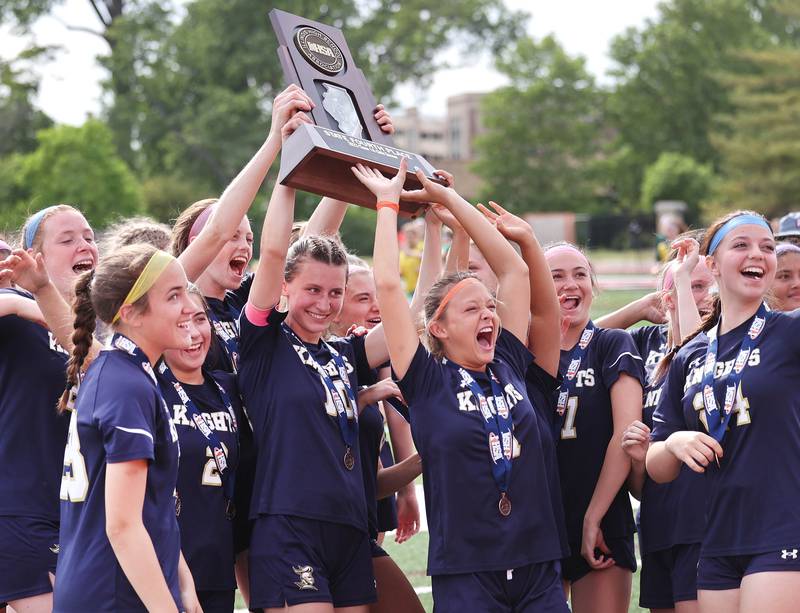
left=431, top=560, right=568, bottom=613
left=196, top=589, right=234, bottom=613
left=248, top=514, right=376, bottom=609
left=639, top=543, right=700, bottom=608
left=561, top=535, right=637, bottom=583
left=370, top=539, right=389, bottom=558
left=697, top=548, right=800, bottom=591
left=0, top=516, right=58, bottom=602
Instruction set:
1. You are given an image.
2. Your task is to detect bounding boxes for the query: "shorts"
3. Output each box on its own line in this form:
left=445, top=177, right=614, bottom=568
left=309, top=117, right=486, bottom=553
left=196, top=589, right=234, bottom=613
left=697, top=548, right=800, bottom=591
left=639, top=543, right=700, bottom=608
left=248, top=514, right=377, bottom=609
left=561, top=535, right=637, bottom=583
left=431, top=560, right=568, bottom=613
left=370, top=539, right=389, bottom=558
left=0, top=516, right=58, bottom=602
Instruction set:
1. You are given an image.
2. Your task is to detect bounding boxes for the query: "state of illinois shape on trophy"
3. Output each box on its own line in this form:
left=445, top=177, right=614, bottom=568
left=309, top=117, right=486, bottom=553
left=270, top=9, right=444, bottom=216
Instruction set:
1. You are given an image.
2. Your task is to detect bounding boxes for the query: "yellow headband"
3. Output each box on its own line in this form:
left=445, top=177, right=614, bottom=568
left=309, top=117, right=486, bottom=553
left=112, top=250, right=176, bottom=323
left=427, top=278, right=480, bottom=328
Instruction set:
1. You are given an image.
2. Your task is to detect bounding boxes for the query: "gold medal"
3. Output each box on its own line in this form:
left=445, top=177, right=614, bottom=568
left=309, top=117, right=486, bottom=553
left=498, top=492, right=511, bottom=517
left=344, top=447, right=355, bottom=470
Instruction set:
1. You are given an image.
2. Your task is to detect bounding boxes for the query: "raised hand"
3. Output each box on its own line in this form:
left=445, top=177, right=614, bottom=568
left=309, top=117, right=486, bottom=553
left=429, top=203, right=462, bottom=232
left=477, top=200, right=533, bottom=245
left=400, top=168, right=454, bottom=206
left=374, top=104, right=395, bottom=135
left=270, top=84, right=314, bottom=138
left=0, top=249, right=51, bottom=294
left=621, top=420, right=651, bottom=463
left=351, top=157, right=407, bottom=203
left=672, top=236, right=701, bottom=277
left=639, top=291, right=667, bottom=324
left=281, top=111, right=313, bottom=142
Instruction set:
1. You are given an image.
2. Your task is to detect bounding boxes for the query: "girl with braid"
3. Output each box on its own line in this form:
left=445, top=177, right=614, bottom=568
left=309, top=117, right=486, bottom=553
left=0, top=205, right=97, bottom=613
left=53, top=244, right=201, bottom=612
left=646, top=211, right=800, bottom=613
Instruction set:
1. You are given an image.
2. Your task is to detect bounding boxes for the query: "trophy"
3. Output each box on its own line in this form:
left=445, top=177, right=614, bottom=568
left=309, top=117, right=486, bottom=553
left=270, top=9, right=444, bottom=216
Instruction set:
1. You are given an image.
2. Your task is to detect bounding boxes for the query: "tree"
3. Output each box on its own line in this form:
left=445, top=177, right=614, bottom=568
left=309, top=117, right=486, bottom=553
left=10, top=120, right=143, bottom=229
left=473, top=35, right=604, bottom=213
left=605, top=0, right=800, bottom=208
left=713, top=45, right=800, bottom=216
left=0, top=49, right=53, bottom=157
left=640, top=153, right=714, bottom=223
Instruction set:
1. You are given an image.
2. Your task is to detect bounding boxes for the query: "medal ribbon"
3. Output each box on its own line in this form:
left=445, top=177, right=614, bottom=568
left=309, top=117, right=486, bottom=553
left=446, top=361, right=513, bottom=498
left=282, top=324, right=359, bottom=454
left=555, top=321, right=596, bottom=436
left=157, top=361, right=239, bottom=514
left=207, top=305, right=241, bottom=372
left=701, top=303, right=768, bottom=442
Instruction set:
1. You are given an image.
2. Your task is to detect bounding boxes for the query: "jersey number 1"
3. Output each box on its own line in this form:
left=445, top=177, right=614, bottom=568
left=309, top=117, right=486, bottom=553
left=561, top=396, right=579, bottom=440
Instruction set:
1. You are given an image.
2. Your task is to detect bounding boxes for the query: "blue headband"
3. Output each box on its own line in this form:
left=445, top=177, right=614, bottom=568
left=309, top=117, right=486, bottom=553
left=23, top=206, right=58, bottom=250
left=708, top=214, right=772, bottom=255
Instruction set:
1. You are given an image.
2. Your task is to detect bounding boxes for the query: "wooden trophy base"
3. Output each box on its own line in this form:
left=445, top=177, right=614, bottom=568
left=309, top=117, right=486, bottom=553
left=278, top=123, right=444, bottom=217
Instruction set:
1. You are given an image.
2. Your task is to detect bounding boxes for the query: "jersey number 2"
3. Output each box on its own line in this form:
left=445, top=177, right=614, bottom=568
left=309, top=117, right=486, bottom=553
left=201, top=443, right=229, bottom=487
left=60, top=411, right=89, bottom=502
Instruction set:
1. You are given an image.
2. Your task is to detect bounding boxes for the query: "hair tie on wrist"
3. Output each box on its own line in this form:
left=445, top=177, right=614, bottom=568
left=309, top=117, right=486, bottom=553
left=376, top=200, right=399, bottom=213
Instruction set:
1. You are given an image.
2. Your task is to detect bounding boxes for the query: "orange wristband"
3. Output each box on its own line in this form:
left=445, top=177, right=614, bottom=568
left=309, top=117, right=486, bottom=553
left=376, top=200, right=399, bottom=212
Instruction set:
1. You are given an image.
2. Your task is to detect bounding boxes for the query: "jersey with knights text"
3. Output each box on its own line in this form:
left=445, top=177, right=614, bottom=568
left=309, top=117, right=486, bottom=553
left=204, top=272, right=253, bottom=373
left=396, top=330, right=565, bottom=575
left=0, top=288, right=69, bottom=520
left=55, top=348, right=182, bottom=612
left=631, top=325, right=707, bottom=554
left=158, top=370, right=243, bottom=592
left=237, top=308, right=373, bottom=532
left=556, top=325, right=645, bottom=546
left=652, top=309, right=800, bottom=557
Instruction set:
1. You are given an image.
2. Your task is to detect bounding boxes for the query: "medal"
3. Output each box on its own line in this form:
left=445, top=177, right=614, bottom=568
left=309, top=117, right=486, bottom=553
left=498, top=492, right=512, bottom=517
left=344, top=446, right=355, bottom=470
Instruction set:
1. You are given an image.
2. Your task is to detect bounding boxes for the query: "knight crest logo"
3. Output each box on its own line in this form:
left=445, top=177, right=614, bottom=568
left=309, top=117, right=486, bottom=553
left=293, top=565, right=318, bottom=591
left=578, top=328, right=593, bottom=350
left=566, top=358, right=581, bottom=381
left=748, top=317, right=765, bottom=340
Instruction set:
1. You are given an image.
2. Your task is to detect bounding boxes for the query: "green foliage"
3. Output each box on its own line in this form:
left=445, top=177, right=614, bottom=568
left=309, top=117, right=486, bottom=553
left=141, top=174, right=210, bottom=224
left=714, top=44, right=800, bottom=216
left=474, top=35, right=603, bottom=213
left=640, top=153, right=714, bottom=222
left=9, top=120, right=144, bottom=230
left=0, top=50, right=53, bottom=157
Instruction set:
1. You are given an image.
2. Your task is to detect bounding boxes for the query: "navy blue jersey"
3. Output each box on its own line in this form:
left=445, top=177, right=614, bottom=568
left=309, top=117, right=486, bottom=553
left=55, top=349, right=181, bottom=612
left=556, top=325, right=644, bottom=544
left=204, top=272, right=253, bottom=373
left=525, top=361, right=570, bottom=558
left=632, top=325, right=706, bottom=553
left=652, top=310, right=800, bottom=556
left=0, top=288, right=69, bottom=520
left=238, top=308, right=371, bottom=532
left=158, top=369, right=243, bottom=592
left=397, top=330, right=564, bottom=575
left=358, top=402, right=384, bottom=539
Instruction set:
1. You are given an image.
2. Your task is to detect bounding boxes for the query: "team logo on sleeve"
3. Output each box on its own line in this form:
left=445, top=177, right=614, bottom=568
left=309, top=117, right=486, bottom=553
left=579, top=328, right=594, bottom=349
left=781, top=549, right=798, bottom=560
left=293, top=565, right=319, bottom=590
left=566, top=358, right=581, bottom=381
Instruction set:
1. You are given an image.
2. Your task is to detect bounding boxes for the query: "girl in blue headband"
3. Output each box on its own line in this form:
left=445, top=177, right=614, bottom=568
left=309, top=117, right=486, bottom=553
left=643, top=211, right=800, bottom=612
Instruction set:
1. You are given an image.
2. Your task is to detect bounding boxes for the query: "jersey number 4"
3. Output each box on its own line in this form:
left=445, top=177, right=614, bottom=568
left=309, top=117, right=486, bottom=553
left=60, top=411, right=89, bottom=503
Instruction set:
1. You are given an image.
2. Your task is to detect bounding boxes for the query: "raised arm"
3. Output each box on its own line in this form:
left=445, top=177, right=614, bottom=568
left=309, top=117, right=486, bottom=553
left=595, top=292, right=666, bottom=330
left=402, top=171, right=530, bottom=344
left=479, top=201, right=560, bottom=376
left=408, top=209, right=443, bottom=321
left=671, top=238, right=703, bottom=343
left=179, top=85, right=313, bottom=281
left=352, top=159, right=419, bottom=379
